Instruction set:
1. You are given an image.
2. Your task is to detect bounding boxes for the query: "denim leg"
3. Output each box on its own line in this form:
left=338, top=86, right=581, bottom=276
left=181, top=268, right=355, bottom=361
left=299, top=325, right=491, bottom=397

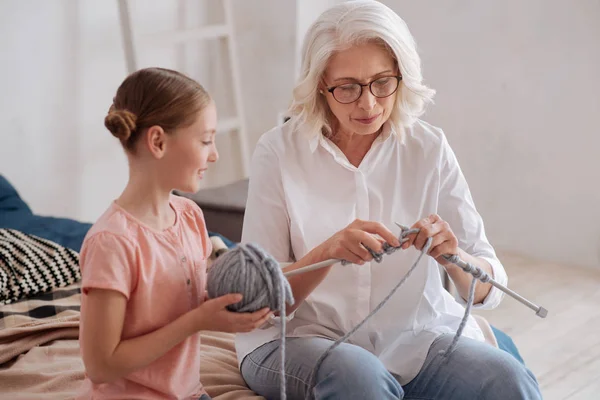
left=241, top=336, right=403, bottom=400
left=402, top=334, right=542, bottom=400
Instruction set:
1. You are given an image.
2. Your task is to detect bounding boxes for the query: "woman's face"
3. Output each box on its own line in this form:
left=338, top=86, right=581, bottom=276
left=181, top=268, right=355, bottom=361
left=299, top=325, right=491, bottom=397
left=322, top=41, right=399, bottom=136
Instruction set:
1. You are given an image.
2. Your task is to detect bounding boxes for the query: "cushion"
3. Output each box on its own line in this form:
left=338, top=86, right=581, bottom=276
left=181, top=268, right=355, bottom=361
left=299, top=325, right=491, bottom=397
left=0, top=175, right=92, bottom=253
left=0, top=229, right=81, bottom=305
left=0, top=175, right=32, bottom=214
left=492, top=325, right=525, bottom=365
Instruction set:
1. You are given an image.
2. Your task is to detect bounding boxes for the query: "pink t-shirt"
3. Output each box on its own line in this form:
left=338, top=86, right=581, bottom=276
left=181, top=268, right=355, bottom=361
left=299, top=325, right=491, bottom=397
left=77, top=194, right=212, bottom=399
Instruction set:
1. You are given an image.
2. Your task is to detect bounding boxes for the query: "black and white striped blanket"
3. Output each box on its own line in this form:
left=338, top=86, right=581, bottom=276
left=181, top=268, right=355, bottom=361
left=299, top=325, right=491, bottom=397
left=0, top=228, right=80, bottom=305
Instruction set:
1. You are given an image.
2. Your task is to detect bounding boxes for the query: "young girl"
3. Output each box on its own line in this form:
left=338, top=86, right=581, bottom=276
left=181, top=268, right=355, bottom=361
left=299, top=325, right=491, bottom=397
left=77, top=67, right=272, bottom=400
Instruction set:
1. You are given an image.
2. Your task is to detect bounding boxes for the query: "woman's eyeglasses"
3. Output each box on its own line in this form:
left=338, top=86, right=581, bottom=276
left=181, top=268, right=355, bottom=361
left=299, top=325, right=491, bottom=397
left=326, top=75, right=402, bottom=104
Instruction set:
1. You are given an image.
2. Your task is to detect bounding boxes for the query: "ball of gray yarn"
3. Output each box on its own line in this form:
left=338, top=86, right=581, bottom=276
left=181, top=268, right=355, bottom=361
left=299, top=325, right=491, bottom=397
left=206, top=243, right=295, bottom=313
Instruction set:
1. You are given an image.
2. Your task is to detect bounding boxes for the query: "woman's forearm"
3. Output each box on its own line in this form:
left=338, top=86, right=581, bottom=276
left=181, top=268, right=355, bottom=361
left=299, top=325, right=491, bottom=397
left=440, top=248, right=493, bottom=304
left=282, top=245, right=333, bottom=314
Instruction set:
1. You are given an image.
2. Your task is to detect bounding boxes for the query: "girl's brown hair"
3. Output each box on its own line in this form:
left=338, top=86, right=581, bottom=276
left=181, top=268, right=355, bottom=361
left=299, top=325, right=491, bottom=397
left=105, top=67, right=211, bottom=151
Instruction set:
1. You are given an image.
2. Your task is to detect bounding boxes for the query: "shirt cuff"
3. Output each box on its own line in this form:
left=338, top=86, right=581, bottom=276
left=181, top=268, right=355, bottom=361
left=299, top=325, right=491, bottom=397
left=259, top=309, right=297, bottom=330
left=456, top=256, right=507, bottom=310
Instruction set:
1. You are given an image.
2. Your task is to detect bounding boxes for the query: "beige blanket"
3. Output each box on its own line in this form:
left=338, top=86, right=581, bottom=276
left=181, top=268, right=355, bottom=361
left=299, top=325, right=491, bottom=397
left=200, top=332, right=266, bottom=400
left=0, top=283, right=84, bottom=399
left=0, top=282, right=263, bottom=399
left=0, top=279, right=497, bottom=399
left=0, top=338, right=84, bottom=399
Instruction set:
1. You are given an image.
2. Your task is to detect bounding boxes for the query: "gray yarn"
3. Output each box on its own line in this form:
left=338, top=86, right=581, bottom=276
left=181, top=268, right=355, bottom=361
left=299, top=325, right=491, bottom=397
left=305, top=229, right=432, bottom=399
left=207, top=243, right=294, bottom=313
left=207, top=243, right=295, bottom=400
left=440, top=274, right=477, bottom=356
left=207, top=227, right=488, bottom=400
left=440, top=253, right=492, bottom=356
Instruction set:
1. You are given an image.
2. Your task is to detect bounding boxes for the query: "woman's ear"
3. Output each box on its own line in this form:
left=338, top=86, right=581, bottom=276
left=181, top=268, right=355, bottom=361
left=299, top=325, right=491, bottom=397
left=318, top=76, right=329, bottom=95
left=145, top=125, right=167, bottom=159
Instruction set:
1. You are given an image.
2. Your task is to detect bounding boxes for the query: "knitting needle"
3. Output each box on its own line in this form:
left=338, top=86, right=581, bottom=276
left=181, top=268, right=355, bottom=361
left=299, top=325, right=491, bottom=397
left=279, top=237, right=414, bottom=277
left=440, top=254, right=548, bottom=318
left=279, top=240, right=548, bottom=319
left=394, top=222, right=548, bottom=318
left=280, top=259, right=342, bottom=278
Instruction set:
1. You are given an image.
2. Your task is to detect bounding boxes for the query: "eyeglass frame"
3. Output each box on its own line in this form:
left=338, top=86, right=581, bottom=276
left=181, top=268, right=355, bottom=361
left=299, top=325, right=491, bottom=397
left=324, top=75, right=403, bottom=104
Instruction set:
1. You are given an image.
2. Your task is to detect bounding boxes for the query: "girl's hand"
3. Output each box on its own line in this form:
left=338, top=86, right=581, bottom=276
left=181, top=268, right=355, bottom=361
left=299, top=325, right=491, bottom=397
left=401, top=214, right=458, bottom=264
left=192, top=294, right=273, bottom=333
left=319, top=219, right=401, bottom=265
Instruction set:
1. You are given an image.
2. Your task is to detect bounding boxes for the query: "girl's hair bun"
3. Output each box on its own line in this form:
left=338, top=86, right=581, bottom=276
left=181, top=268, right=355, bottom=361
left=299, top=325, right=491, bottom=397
left=105, top=105, right=137, bottom=141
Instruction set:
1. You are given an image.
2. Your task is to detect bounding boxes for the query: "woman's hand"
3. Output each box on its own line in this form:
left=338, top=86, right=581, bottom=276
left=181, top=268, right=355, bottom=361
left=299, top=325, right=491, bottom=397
left=319, top=219, right=401, bottom=264
left=282, top=219, right=400, bottom=314
left=401, top=214, right=458, bottom=264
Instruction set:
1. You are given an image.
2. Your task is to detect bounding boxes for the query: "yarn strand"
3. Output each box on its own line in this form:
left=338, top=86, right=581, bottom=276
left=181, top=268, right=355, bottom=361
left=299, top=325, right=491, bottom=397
left=441, top=274, right=477, bottom=356
left=278, top=269, right=287, bottom=399
left=305, top=232, right=432, bottom=399
left=207, top=224, right=513, bottom=400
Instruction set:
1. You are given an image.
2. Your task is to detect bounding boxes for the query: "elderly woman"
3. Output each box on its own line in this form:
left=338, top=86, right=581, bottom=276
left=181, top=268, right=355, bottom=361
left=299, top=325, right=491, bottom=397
left=236, top=1, right=542, bottom=399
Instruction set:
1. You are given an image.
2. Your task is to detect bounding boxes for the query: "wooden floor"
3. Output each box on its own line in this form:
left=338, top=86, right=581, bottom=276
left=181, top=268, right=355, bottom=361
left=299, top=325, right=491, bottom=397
left=473, top=252, right=600, bottom=400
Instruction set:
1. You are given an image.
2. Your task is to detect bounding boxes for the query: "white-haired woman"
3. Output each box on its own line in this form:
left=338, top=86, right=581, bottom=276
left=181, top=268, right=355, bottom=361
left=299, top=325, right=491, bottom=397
left=236, top=1, right=541, bottom=399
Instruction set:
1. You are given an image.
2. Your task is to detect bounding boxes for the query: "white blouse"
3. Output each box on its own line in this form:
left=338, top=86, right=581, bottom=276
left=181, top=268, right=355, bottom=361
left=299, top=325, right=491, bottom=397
left=235, top=118, right=507, bottom=385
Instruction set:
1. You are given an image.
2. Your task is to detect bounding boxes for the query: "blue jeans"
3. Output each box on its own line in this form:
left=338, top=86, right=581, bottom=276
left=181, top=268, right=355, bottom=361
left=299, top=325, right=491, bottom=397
left=240, top=334, right=542, bottom=400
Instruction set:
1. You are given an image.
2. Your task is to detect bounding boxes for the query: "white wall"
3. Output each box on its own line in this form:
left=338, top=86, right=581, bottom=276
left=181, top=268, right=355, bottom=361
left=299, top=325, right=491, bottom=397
left=1, top=0, right=87, bottom=219
left=1, top=0, right=598, bottom=269
left=379, top=0, right=600, bottom=269
left=0, top=0, right=295, bottom=222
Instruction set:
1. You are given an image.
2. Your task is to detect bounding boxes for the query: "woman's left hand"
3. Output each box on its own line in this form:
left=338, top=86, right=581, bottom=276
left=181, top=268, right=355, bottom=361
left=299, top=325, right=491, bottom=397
left=401, top=214, right=458, bottom=264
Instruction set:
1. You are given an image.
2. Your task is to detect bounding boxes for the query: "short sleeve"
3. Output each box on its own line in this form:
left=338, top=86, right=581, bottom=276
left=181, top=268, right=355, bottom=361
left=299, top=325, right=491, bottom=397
left=437, top=133, right=508, bottom=310
left=79, top=232, right=138, bottom=299
left=185, top=198, right=213, bottom=260
left=195, top=206, right=213, bottom=260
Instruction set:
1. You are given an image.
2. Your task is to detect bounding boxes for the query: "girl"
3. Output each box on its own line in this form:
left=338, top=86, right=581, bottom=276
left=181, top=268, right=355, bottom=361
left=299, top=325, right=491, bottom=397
left=78, top=67, right=272, bottom=400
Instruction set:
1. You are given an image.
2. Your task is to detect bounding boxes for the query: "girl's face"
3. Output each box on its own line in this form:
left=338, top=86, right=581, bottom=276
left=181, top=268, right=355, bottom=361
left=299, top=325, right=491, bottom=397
left=162, top=102, right=219, bottom=193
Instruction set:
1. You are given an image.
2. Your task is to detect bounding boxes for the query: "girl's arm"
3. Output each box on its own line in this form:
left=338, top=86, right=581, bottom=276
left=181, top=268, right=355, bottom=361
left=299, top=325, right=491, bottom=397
left=80, top=288, right=271, bottom=384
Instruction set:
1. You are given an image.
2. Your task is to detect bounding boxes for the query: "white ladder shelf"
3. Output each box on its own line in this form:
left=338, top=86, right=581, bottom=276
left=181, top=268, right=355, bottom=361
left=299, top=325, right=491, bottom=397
left=116, top=0, right=250, bottom=179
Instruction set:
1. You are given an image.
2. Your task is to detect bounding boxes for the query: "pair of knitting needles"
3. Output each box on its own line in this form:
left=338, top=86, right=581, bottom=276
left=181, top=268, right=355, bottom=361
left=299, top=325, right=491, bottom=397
left=280, top=222, right=548, bottom=318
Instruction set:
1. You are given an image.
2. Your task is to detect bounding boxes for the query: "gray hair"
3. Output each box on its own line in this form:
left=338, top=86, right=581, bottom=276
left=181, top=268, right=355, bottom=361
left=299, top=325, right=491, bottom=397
left=288, top=0, right=436, bottom=138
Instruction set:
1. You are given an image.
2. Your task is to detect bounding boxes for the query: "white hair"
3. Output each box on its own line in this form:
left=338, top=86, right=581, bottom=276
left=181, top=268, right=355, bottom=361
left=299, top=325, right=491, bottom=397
left=288, top=0, right=436, bottom=138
